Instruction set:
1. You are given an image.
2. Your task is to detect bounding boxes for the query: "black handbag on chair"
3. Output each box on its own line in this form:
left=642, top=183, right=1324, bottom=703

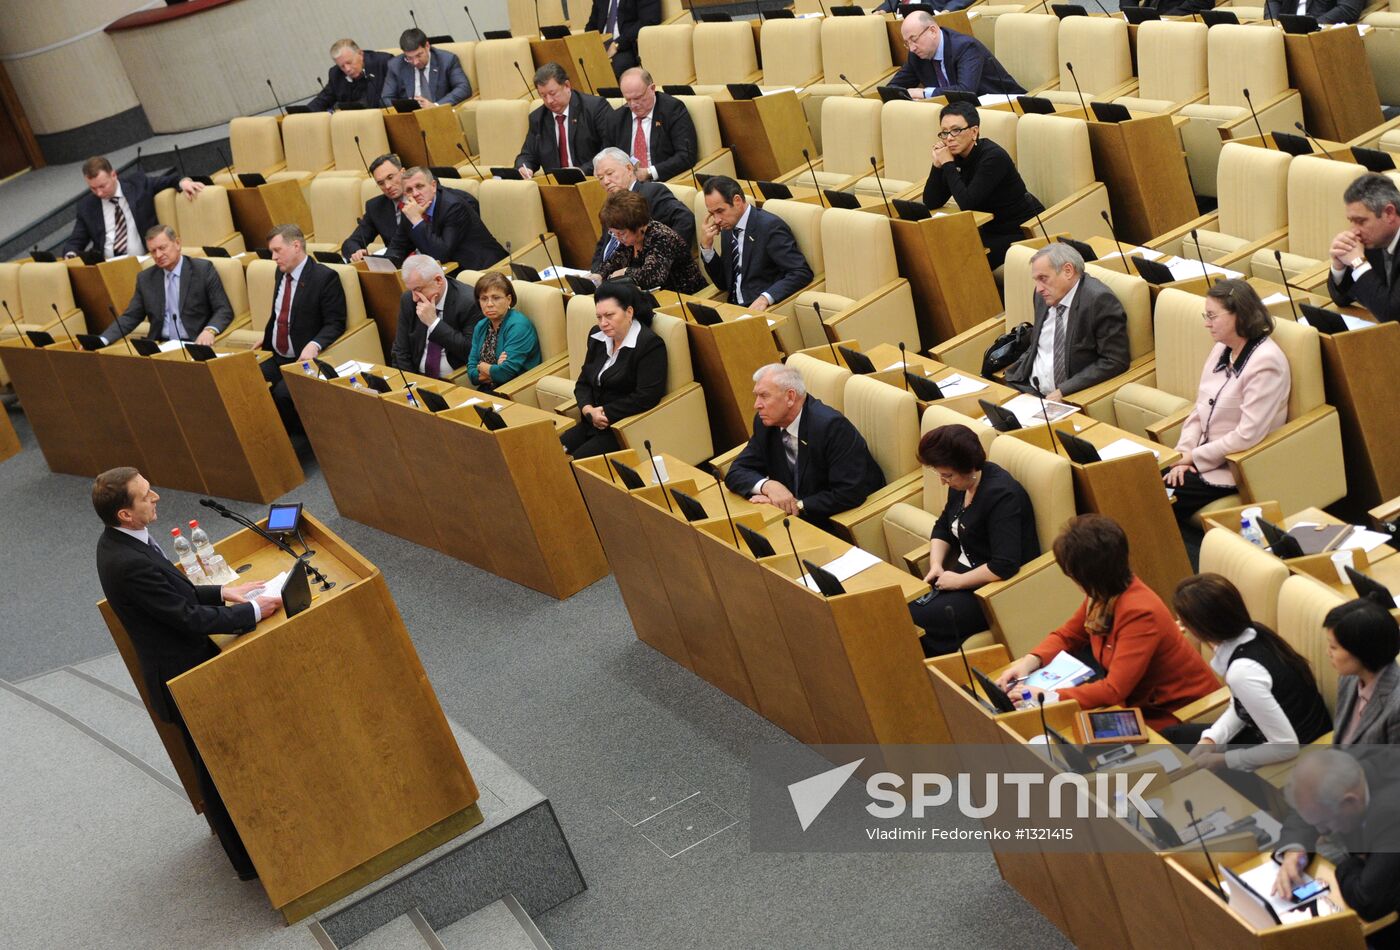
left=981, top=322, right=1033, bottom=378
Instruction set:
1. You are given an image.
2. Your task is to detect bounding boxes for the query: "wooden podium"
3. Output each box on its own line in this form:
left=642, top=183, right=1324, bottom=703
left=67, top=256, right=142, bottom=333
left=889, top=211, right=1003, bottom=349
left=683, top=311, right=782, bottom=450
left=1320, top=321, right=1400, bottom=517
left=384, top=104, right=468, bottom=169
left=531, top=32, right=615, bottom=95
left=45, top=341, right=149, bottom=475
left=1284, top=26, right=1383, bottom=144
left=0, top=338, right=94, bottom=475
left=538, top=177, right=608, bottom=270
left=1087, top=114, right=1198, bottom=245
left=99, top=513, right=481, bottom=922
left=228, top=179, right=314, bottom=251
left=715, top=91, right=816, bottom=182
left=508, top=0, right=588, bottom=37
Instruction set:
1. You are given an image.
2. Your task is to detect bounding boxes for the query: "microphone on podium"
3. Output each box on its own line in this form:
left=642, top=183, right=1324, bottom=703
left=711, top=470, right=741, bottom=547
left=801, top=149, right=826, bottom=208
left=1274, top=250, right=1302, bottom=322
left=1242, top=88, right=1269, bottom=147
left=1065, top=62, right=1088, bottom=117
left=108, top=304, right=137, bottom=356
left=1184, top=798, right=1226, bottom=899
left=3, top=299, right=30, bottom=347
left=1030, top=376, right=1061, bottom=458
left=50, top=303, right=79, bottom=351
left=870, top=156, right=892, bottom=217
left=514, top=62, right=536, bottom=100
left=644, top=440, right=674, bottom=512
left=1294, top=121, right=1336, bottom=160
left=1100, top=209, right=1129, bottom=264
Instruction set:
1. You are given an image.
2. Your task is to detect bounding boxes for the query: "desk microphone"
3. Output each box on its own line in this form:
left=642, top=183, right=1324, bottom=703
left=165, top=296, right=194, bottom=361
left=463, top=4, right=482, bottom=40
left=2, top=299, right=30, bottom=347
left=420, top=129, right=433, bottom=166
left=870, top=156, right=892, bottom=217
left=200, top=498, right=335, bottom=590
left=49, top=303, right=79, bottom=351
left=899, top=341, right=910, bottom=391
left=813, top=301, right=840, bottom=365
left=410, top=7, right=420, bottom=30
left=1189, top=228, right=1213, bottom=287
left=601, top=449, right=617, bottom=483
left=712, top=470, right=741, bottom=546
left=514, top=62, right=536, bottom=99
left=577, top=57, right=599, bottom=95
left=1184, top=798, right=1226, bottom=899
left=1032, top=208, right=1051, bottom=242
left=1031, top=376, right=1062, bottom=457
left=801, top=148, right=826, bottom=207
left=690, top=164, right=702, bottom=191
left=354, top=135, right=371, bottom=175
left=1263, top=0, right=1275, bottom=25
left=1037, top=693, right=1057, bottom=769
left=456, top=142, right=485, bottom=179
left=172, top=143, right=192, bottom=183
left=783, top=517, right=805, bottom=587
left=539, top=232, right=566, bottom=288
left=1065, top=62, right=1088, bottom=118
left=106, top=305, right=135, bottom=355
left=505, top=239, right=514, bottom=266
left=1294, top=121, right=1336, bottom=160
left=1242, top=88, right=1269, bottom=147
left=644, top=439, right=674, bottom=512
left=1100, top=209, right=1128, bottom=264
left=266, top=78, right=287, bottom=116
left=215, top=145, right=237, bottom=187
left=1273, top=249, right=1302, bottom=322
left=956, top=626, right=978, bottom=699
left=838, top=73, right=862, bottom=97
left=395, top=366, right=420, bottom=405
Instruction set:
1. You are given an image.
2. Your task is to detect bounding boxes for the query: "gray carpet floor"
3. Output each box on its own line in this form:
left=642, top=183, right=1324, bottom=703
left=0, top=398, right=1069, bottom=948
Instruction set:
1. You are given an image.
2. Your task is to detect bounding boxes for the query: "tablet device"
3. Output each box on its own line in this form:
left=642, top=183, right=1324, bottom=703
left=837, top=345, right=876, bottom=375
left=1077, top=707, right=1149, bottom=745
left=281, top=560, right=313, bottom=618
left=267, top=502, right=303, bottom=534
left=802, top=559, right=847, bottom=597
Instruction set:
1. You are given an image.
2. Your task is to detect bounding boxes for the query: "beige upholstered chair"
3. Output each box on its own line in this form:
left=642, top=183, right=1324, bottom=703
left=803, top=16, right=896, bottom=149
left=268, top=113, right=333, bottom=193
left=307, top=177, right=369, bottom=252
left=156, top=186, right=246, bottom=255
left=455, top=37, right=535, bottom=154
left=1113, top=21, right=1209, bottom=116
left=0, top=263, right=81, bottom=386
left=1249, top=154, right=1365, bottom=288
left=777, top=96, right=884, bottom=195
left=1039, top=17, right=1137, bottom=108
left=475, top=99, right=533, bottom=170
left=674, top=96, right=737, bottom=181
left=992, top=13, right=1061, bottom=95
left=785, top=352, right=853, bottom=413
left=1363, top=8, right=1400, bottom=108
left=759, top=17, right=824, bottom=89
left=692, top=21, right=761, bottom=96
left=1199, top=527, right=1289, bottom=632
left=879, top=99, right=941, bottom=196
left=1015, top=113, right=1113, bottom=243
left=436, top=41, right=478, bottom=96
left=1065, top=262, right=1156, bottom=423
left=328, top=110, right=388, bottom=176
left=1277, top=574, right=1348, bottom=716
left=215, top=116, right=286, bottom=187
left=637, top=24, right=697, bottom=86
left=475, top=178, right=561, bottom=272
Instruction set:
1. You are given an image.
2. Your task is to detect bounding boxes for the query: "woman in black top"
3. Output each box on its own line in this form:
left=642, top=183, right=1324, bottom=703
left=561, top=280, right=668, bottom=459
left=922, top=101, right=1044, bottom=270
left=909, top=424, right=1040, bottom=657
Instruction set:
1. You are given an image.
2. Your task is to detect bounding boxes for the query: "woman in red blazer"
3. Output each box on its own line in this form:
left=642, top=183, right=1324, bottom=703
left=995, top=515, right=1219, bottom=731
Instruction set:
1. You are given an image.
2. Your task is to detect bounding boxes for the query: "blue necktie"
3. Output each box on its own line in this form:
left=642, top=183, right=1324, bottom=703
left=164, top=269, right=181, bottom=341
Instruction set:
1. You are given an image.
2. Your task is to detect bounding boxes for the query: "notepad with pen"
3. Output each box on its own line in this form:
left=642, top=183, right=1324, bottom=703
left=1024, top=651, right=1096, bottom=691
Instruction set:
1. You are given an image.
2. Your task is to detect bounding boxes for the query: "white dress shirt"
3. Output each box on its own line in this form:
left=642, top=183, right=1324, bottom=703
left=115, top=524, right=260, bottom=620
left=1201, top=627, right=1300, bottom=770
left=753, top=408, right=803, bottom=496
left=592, top=316, right=642, bottom=382
left=101, top=183, right=144, bottom=259
left=1030, top=277, right=1080, bottom=393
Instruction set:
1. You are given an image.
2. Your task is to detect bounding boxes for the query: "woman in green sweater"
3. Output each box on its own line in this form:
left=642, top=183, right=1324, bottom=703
left=465, top=272, right=542, bottom=392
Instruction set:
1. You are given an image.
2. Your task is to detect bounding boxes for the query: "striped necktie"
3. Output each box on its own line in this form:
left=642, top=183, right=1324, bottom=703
left=111, top=198, right=128, bottom=256
left=730, top=227, right=744, bottom=304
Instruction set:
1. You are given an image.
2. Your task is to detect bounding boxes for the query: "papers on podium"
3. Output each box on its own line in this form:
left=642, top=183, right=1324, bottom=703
left=1096, top=437, right=1161, bottom=462
left=992, top=393, right=1079, bottom=428
left=1299, top=311, right=1373, bottom=331
left=538, top=265, right=593, bottom=281
left=797, top=547, right=882, bottom=592
left=1024, top=650, right=1095, bottom=691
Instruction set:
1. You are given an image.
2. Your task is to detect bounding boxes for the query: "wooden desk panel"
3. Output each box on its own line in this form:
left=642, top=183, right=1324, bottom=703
left=0, top=404, right=18, bottom=463
left=1284, top=27, right=1383, bottom=144
left=281, top=373, right=385, bottom=525
left=98, top=349, right=206, bottom=494
left=46, top=344, right=147, bottom=475
left=68, top=256, right=141, bottom=334
left=1320, top=322, right=1400, bottom=516
left=715, top=91, right=815, bottom=181
left=0, top=340, right=96, bottom=475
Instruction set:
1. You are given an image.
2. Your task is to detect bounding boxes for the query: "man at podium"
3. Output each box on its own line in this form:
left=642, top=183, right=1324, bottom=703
left=1327, top=173, right=1400, bottom=324
left=100, top=225, right=234, bottom=347
left=91, top=467, right=282, bottom=880
left=589, top=148, right=694, bottom=278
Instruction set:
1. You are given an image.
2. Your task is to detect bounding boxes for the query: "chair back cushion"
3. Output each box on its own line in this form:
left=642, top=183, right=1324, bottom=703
left=820, top=207, right=895, bottom=299
left=1208, top=25, right=1289, bottom=107
left=1277, top=574, right=1347, bottom=713
left=173, top=186, right=237, bottom=248
left=436, top=41, right=478, bottom=92
left=978, top=109, right=1019, bottom=164
left=208, top=257, right=250, bottom=320
left=787, top=352, right=852, bottom=413
left=474, top=38, right=536, bottom=100
left=477, top=99, right=533, bottom=168
left=327, top=263, right=368, bottom=329
left=819, top=16, right=893, bottom=86
left=565, top=292, right=597, bottom=375
left=1152, top=288, right=1218, bottom=401
left=844, top=374, right=919, bottom=483
left=820, top=96, right=884, bottom=178
left=1083, top=264, right=1152, bottom=361
left=511, top=278, right=568, bottom=359
left=650, top=312, right=694, bottom=392
left=1056, top=17, right=1131, bottom=94
left=1199, top=527, right=1288, bottom=631
left=309, top=176, right=369, bottom=248
left=280, top=113, right=334, bottom=172
left=760, top=18, right=824, bottom=87
left=1002, top=243, right=1039, bottom=331
left=994, top=14, right=1060, bottom=92
left=693, top=22, right=758, bottom=85
left=476, top=178, right=546, bottom=251
left=1217, top=142, right=1292, bottom=240
left=676, top=95, right=725, bottom=158
left=882, top=100, right=942, bottom=185
left=1015, top=114, right=1094, bottom=207
left=762, top=198, right=825, bottom=277
left=229, top=116, right=285, bottom=175
left=17, top=262, right=77, bottom=320
left=988, top=436, right=1074, bottom=547
left=1135, top=21, right=1207, bottom=103
left=1287, top=154, right=1366, bottom=263
left=638, top=25, right=696, bottom=85
left=1268, top=312, right=1324, bottom=418
left=330, top=110, right=388, bottom=173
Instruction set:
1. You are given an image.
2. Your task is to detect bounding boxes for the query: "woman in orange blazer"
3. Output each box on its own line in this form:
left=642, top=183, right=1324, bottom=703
left=995, top=515, right=1219, bottom=731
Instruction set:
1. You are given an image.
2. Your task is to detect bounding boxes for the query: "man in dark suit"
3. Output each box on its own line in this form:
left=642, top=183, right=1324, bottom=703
left=877, top=0, right=973, bottom=11
left=700, top=176, right=813, bottom=311
left=307, top=38, right=391, bottom=111
left=390, top=255, right=482, bottom=377
left=1264, top=0, right=1363, bottom=22
left=341, top=153, right=406, bottom=262
left=588, top=147, right=695, bottom=276
left=725, top=363, right=885, bottom=533
left=515, top=63, right=615, bottom=178
left=379, top=28, right=472, bottom=108
left=261, top=224, right=347, bottom=434
left=92, top=466, right=281, bottom=878
left=100, top=226, right=234, bottom=347
left=384, top=167, right=506, bottom=271
left=1328, top=172, right=1400, bottom=323
left=1004, top=242, right=1129, bottom=401
left=586, top=0, right=660, bottom=76
left=891, top=12, right=1025, bottom=100
left=613, top=68, right=697, bottom=183
left=63, top=156, right=204, bottom=260
left=1273, top=749, right=1400, bottom=931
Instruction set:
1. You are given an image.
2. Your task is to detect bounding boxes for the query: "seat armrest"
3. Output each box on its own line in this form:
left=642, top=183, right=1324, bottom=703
left=828, top=471, right=924, bottom=562
left=1098, top=78, right=1139, bottom=101
left=975, top=551, right=1086, bottom=658
left=902, top=542, right=931, bottom=579
left=1173, top=686, right=1229, bottom=725
left=1145, top=405, right=1193, bottom=446
left=671, top=147, right=735, bottom=183
left=1213, top=227, right=1290, bottom=271
left=856, top=68, right=899, bottom=96
left=1348, top=113, right=1400, bottom=149
left=1219, top=90, right=1300, bottom=139
left=491, top=353, right=571, bottom=406
left=1067, top=356, right=1157, bottom=425
left=929, top=316, right=1004, bottom=374
left=1147, top=212, right=1221, bottom=256
left=1225, top=405, right=1345, bottom=511
left=823, top=280, right=919, bottom=351
left=612, top=381, right=715, bottom=465
left=711, top=441, right=747, bottom=477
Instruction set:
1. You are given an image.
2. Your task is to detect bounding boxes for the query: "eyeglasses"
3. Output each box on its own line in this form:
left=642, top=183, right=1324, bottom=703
left=1202, top=311, right=1224, bottom=323
left=479, top=294, right=510, bottom=304
left=903, top=24, right=934, bottom=48
left=937, top=127, right=970, bottom=140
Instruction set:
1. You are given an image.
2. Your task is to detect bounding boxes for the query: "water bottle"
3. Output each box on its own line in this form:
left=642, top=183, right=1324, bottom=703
left=1240, top=515, right=1265, bottom=547
left=301, top=360, right=315, bottom=376
left=349, top=374, right=366, bottom=391
left=188, top=520, right=217, bottom=576
left=1015, top=687, right=1035, bottom=711
left=170, top=528, right=208, bottom=583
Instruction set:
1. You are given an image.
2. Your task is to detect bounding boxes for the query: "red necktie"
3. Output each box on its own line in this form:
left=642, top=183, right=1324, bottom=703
left=275, top=274, right=293, bottom=355
left=556, top=113, right=570, bottom=168
left=633, top=116, right=649, bottom=168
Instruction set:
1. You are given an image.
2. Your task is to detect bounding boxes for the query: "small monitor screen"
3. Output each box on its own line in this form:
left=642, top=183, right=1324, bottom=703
left=1086, top=710, right=1144, bottom=740
left=267, top=503, right=303, bottom=533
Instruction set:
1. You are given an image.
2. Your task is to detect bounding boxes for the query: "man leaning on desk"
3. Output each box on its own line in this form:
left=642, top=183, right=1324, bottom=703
left=890, top=11, right=1024, bottom=101
left=63, top=156, right=204, bottom=261
left=100, top=226, right=233, bottom=348
left=1328, top=173, right=1400, bottom=324
left=724, top=363, right=885, bottom=535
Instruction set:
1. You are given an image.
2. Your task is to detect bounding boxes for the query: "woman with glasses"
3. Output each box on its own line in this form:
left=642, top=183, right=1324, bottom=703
left=465, top=272, right=542, bottom=393
left=1164, top=278, right=1290, bottom=545
left=595, top=189, right=705, bottom=295
left=921, top=101, right=1044, bottom=269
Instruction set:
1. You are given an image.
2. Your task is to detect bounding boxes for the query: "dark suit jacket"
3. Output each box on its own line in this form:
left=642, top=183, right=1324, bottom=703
left=95, top=527, right=256, bottom=723
left=1328, top=244, right=1400, bottom=323
left=701, top=205, right=814, bottom=307
left=341, top=193, right=400, bottom=259
left=586, top=0, right=661, bottom=53
left=385, top=187, right=506, bottom=272
left=589, top=180, right=695, bottom=272
left=514, top=91, right=616, bottom=174
left=876, top=0, right=973, bottom=10
left=890, top=28, right=1025, bottom=96
left=389, top=279, right=482, bottom=373
left=260, top=257, right=348, bottom=356
left=922, top=136, right=1043, bottom=268
left=103, top=256, right=234, bottom=343
left=931, top=461, right=1039, bottom=580
left=308, top=49, right=392, bottom=111
left=1264, top=0, right=1363, bottom=22
left=612, top=92, right=698, bottom=182
left=1004, top=274, right=1130, bottom=396
left=63, top=172, right=183, bottom=258
left=380, top=47, right=472, bottom=105
left=572, top=322, right=668, bottom=422
left=724, top=396, right=886, bottom=532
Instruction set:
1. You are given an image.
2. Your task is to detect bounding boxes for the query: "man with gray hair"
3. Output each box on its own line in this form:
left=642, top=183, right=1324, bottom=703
left=588, top=146, right=694, bottom=277
left=1004, top=242, right=1129, bottom=401
left=1273, top=748, right=1400, bottom=929
left=724, top=362, right=884, bottom=532
left=390, top=255, right=480, bottom=378
left=307, top=38, right=390, bottom=112
left=1328, top=172, right=1400, bottom=323
left=100, top=224, right=233, bottom=347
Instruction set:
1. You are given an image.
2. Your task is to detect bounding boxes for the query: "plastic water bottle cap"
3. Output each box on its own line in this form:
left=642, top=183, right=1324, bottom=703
left=170, top=528, right=180, bottom=536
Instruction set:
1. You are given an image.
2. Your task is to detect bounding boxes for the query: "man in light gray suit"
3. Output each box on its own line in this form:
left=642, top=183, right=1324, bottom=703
left=101, top=225, right=234, bottom=346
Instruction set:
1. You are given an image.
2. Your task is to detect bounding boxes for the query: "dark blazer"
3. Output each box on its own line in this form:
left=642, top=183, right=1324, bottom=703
left=922, top=137, right=1043, bottom=268
left=599, top=221, right=706, bottom=294
left=1004, top=274, right=1130, bottom=396
left=385, top=187, right=506, bottom=272
left=308, top=49, right=392, bottom=111
left=1264, top=0, right=1363, bottom=22
left=389, top=278, right=482, bottom=373
left=1328, top=244, right=1400, bottom=324
left=95, top=527, right=256, bottom=723
left=612, top=92, right=698, bottom=182
left=586, top=0, right=661, bottom=54
left=589, top=181, right=694, bottom=272
left=260, top=257, right=348, bottom=355
left=890, top=28, right=1025, bottom=96
left=931, top=461, right=1039, bottom=580
left=341, top=193, right=400, bottom=259
left=514, top=91, right=616, bottom=174
left=725, top=396, right=886, bottom=533
left=380, top=47, right=471, bottom=105
left=1131, top=0, right=1217, bottom=13
left=1333, top=663, right=1400, bottom=747
left=63, top=172, right=182, bottom=258
left=701, top=205, right=814, bottom=307
left=572, top=321, right=668, bottom=422
left=877, top=0, right=973, bottom=10
left=103, top=256, right=234, bottom=343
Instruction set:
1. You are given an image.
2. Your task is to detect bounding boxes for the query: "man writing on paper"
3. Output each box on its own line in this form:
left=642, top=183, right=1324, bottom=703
left=588, top=147, right=695, bottom=281
left=100, top=226, right=234, bottom=347
left=63, top=156, right=204, bottom=261
left=725, top=363, right=884, bottom=535
left=890, top=12, right=1024, bottom=101
left=1003, top=243, right=1129, bottom=402
left=342, top=154, right=407, bottom=263
left=93, top=467, right=282, bottom=880
left=1327, top=173, right=1400, bottom=324
left=515, top=63, right=615, bottom=178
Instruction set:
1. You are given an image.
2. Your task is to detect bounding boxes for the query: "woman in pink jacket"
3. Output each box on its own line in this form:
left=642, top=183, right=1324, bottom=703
left=1164, top=279, right=1290, bottom=546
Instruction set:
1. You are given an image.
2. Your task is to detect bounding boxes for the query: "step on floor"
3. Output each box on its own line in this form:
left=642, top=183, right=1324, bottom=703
left=436, top=897, right=550, bottom=950
left=345, top=911, right=437, bottom=950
